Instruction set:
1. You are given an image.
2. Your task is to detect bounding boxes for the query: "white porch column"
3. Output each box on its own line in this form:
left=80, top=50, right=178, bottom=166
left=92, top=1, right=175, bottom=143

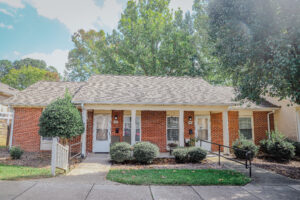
left=222, top=111, right=229, bottom=154
left=131, top=109, right=136, bottom=145
left=179, top=110, right=184, bottom=147
left=81, top=108, right=87, bottom=157
left=9, top=108, right=14, bottom=149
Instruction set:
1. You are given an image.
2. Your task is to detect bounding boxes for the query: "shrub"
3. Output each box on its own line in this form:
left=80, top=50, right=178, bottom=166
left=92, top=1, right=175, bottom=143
left=133, top=142, right=159, bottom=164
left=172, top=148, right=189, bottom=163
left=110, top=142, right=132, bottom=163
left=39, top=90, right=84, bottom=141
left=260, top=130, right=295, bottom=162
left=286, top=138, right=300, bottom=157
left=10, top=146, right=24, bottom=159
left=232, top=136, right=258, bottom=160
left=173, top=147, right=207, bottom=163
left=187, top=147, right=207, bottom=163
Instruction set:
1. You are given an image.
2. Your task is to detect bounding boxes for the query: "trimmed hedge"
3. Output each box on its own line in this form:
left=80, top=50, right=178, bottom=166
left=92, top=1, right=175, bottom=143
left=172, top=147, right=207, bottom=163
left=232, top=136, right=258, bottom=160
left=133, top=142, right=159, bottom=164
left=10, top=146, right=24, bottom=159
left=110, top=142, right=132, bottom=163
left=187, top=147, right=207, bottom=163
left=260, top=130, right=295, bottom=162
left=286, top=138, right=300, bottom=157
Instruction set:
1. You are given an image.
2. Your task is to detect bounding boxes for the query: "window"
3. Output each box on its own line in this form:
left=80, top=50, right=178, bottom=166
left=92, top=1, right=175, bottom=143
left=167, top=117, right=179, bottom=143
left=123, top=116, right=141, bottom=142
left=239, top=117, right=252, bottom=139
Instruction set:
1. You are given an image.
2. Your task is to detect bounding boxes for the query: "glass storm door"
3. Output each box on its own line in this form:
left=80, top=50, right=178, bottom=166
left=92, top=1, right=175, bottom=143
left=93, top=114, right=111, bottom=152
left=195, top=116, right=211, bottom=151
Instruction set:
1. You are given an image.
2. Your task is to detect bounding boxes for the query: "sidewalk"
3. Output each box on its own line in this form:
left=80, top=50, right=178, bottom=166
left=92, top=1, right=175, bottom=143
left=1, top=153, right=300, bottom=200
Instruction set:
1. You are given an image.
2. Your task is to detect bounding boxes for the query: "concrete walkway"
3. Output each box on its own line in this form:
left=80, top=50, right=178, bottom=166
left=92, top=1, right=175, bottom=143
left=1, top=154, right=300, bottom=200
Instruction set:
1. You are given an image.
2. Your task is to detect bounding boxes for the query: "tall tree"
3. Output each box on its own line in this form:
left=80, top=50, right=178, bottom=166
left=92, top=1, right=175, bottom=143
left=1, top=66, right=59, bottom=90
left=208, top=0, right=300, bottom=103
left=65, top=0, right=213, bottom=81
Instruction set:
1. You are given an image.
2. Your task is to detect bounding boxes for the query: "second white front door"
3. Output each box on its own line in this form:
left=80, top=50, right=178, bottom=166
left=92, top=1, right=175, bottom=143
left=195, top=116, right=211, bottom=151
left=93, top=114, right=111, bottom=152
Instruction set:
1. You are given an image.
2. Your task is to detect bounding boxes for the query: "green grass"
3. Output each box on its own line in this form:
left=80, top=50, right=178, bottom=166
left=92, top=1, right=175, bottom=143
left=0, top=164, right=52, bottom=180
left=107, top=169, right=251, bottom=185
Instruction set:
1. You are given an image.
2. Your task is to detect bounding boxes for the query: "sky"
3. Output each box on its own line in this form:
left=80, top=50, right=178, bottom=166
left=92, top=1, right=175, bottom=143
left=0, top=0, right=194, bottom=74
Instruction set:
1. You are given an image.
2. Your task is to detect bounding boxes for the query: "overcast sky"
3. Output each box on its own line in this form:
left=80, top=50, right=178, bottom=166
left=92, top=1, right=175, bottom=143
left=0, top=0, right=194, bottom=74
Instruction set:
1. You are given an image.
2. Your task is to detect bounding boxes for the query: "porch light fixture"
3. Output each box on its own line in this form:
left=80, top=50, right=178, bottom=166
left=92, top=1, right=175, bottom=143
left=188, top=116, right=192, bottom=121
left=114, top=115, right=118, bottom=120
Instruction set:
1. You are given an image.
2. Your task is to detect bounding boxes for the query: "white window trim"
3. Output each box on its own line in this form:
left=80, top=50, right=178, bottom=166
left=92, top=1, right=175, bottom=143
left=123, top=115, right=142, bottom=142
left=166, top=116, right=180, bottom=145
left=238, top=116, right=255, bottom=141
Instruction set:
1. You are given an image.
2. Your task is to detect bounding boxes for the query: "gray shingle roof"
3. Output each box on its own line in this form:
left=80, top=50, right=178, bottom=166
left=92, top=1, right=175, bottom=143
left=72, top=75, right=237, bottom=105
left=0, top=82, right=18, bottom=96
left=3, top=75, right=279, bottom=108
left=3, top=81, right=85, bottom=106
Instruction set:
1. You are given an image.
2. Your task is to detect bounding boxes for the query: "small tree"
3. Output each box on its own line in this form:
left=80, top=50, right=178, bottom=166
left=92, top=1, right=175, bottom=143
left=39, top=90, right=84, bottom=144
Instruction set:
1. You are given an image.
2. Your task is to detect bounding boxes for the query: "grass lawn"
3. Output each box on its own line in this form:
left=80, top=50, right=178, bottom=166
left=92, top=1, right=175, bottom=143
left=107, top=169, right=251, bottom=185
left=0, top=164, right=52, bottom=180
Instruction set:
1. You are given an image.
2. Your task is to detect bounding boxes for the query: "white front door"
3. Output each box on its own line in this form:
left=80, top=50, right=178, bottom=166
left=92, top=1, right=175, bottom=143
left=195, top=116, right=211, bottom=151
left=93, top=114, right=111, bottom=152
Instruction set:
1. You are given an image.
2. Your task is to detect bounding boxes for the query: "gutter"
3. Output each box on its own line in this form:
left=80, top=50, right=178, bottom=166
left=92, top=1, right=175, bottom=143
left=267, top=110, right=275, bottom=138
left=8, top=105, right=14, bottom=149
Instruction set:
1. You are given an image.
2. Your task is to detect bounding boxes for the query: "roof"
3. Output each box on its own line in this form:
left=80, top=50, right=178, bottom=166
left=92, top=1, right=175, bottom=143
left=72, top=75, right=237, bottom=105
left=3, top=74, right=279, bottom=109
left=0, top=82, right=18, bottom=96
left=230, top=99, right=280, bottom=110
left=3, top=81, right=85, bottom=106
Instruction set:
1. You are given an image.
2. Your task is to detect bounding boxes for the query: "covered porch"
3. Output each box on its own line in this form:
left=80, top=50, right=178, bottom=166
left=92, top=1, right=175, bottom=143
left=80, top=104, right=232, bottom=156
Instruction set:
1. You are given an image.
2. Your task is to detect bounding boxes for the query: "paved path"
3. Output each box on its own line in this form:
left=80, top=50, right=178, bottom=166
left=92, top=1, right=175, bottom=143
left=1, top=154, right=300, bottom=200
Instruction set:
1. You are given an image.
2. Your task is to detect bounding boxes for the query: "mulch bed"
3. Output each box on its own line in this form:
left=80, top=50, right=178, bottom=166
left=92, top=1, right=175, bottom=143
left=111, top=157, right=226, bottom=170
left=252, top=157, right=300, bottom=179
left=0, top=147, right=82, bottom=169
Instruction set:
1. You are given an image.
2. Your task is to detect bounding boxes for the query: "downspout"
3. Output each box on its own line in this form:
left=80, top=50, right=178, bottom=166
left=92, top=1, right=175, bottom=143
left=81, top=103, right=86, bottom=157
left=8, top=105, right=14, bottom=149
left=267, top=110, right=275, bottom=138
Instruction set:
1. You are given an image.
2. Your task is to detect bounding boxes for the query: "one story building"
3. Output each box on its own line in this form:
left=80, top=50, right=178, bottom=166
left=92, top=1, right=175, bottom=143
left=4, top=75, right=280, bottom=155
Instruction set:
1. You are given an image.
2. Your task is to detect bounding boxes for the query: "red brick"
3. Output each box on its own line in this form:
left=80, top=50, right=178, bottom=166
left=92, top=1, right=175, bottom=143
left=228, top=111, right=239, bottom=146
left=210, top=113, right=223, bottom=152
left=86, top=110, right=94, bottom=153
left=184, top=111, right=195, bottom=144
left=13, top=108, right=42, bottom=152
left=141, top=111, right=167, bottom=152
left=111, top=110, right=124, bottom=142
left=253, top=111, right=274, bottom=145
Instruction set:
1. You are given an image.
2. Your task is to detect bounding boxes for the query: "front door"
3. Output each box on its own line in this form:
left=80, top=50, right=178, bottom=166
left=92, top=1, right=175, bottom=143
left=93, top=114, right=111, bottom=152
left=195, top=116, right=211, bottom=151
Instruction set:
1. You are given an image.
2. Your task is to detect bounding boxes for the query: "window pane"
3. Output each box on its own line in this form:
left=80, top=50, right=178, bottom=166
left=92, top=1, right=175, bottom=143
left=96, top=129, right=108, bottom=141
left=167, top=129, right=179, bottom=141
left=167, top=117, right=179, bottom=128
left=239, top=118, right=251, bottom=129
left=240, top=129, right=252, bottom=140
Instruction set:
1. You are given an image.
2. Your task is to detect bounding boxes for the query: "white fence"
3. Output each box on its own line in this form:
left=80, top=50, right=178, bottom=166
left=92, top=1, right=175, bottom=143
left=51, top=137, right=69, bottom=176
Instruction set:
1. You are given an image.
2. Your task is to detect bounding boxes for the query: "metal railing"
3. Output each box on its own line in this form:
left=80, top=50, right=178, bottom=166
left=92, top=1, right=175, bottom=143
left=69, top=142, right=82, bottom=160
left=199, top=139, right=252, bottom=177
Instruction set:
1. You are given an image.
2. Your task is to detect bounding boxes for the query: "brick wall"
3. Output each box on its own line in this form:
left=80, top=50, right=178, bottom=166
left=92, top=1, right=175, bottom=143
left=86, top=110, right=94, bottom=153
left=184, top=111, right=195, bottom=141
left=111, top=110, right=124, bottom=142
left=228, top=111, right=239, bottom=146
left=13, top=108, right=42, bottom=152
left=210, top=112, right=223, bottom=152
left=141, top=111, right=167, bottom=152
left=253, top=111, right=274, bottom=145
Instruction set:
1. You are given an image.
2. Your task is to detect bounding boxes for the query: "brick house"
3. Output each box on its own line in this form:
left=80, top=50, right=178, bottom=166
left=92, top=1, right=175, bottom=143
left=3, top=75, right=279, bottom=155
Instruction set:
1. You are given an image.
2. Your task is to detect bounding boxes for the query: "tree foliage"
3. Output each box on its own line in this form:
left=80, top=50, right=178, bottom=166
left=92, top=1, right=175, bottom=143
left=39, top=91, right=84, bottom=140
left=65, top=0, right=221, bottom=83
left=208, top=0, right=300, bottom=104
left=1, top=65, right=59, bottom=90
left=0, top=58, right=60, bottom=90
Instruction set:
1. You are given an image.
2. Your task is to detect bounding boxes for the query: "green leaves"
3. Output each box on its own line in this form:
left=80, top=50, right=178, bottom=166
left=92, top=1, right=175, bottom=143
left=38, top=90, right=84, bottom=139
left=65, top=0, right=216, bottom=81
left=208, top=0, right=300, bottom=104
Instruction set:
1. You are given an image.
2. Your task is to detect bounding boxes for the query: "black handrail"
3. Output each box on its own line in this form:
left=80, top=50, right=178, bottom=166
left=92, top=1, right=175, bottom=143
left=199, top=139, right=252, bottom=177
